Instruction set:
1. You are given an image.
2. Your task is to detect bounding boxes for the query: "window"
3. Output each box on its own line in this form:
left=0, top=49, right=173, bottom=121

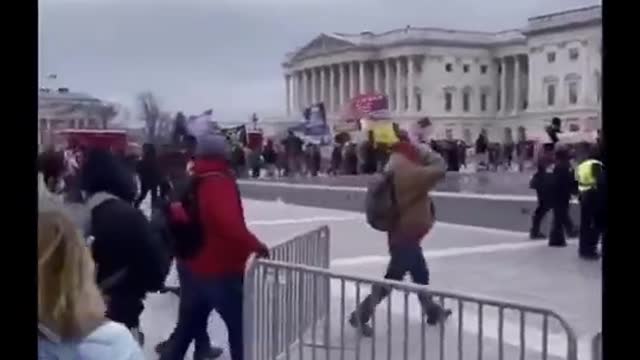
left=517, top=126, right=527, bottom=142
left=463, top=64, right=470, bottom=73
left=497, top=90, right=501, bottom=111
left=463, top=129, right=472, bottom=144
left=568, top=123, right=580, bottom=132
left=480, top=93, right=488, bottom=112
left=463, top=90, right=471, bottom=112
left=445, top=63, right=453, bottom=72
left=504, top=127, right=513, bottom=143
left=568, top=82, right=578, bottom=105
left=547, top=52, right=556, bottom=63
left=444, top=91, right=453, bottom=112
left=415, top=93, right=422, bottom=112
left=547, top=84, right=556, bottom=106
left=480, top=65, right=488, bottom=74
left=569, top=48, right=579, bottom=61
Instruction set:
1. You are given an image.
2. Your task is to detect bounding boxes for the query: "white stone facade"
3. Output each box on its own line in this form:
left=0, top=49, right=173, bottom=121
left=38, top=88, right=116, bottom=148
left=282, top=5, right=601, bottom=143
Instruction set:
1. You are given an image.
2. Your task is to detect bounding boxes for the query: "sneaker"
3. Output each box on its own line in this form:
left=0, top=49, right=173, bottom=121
left=194, top=346, right=224, bottom=360
left=348, top=312, right=374, bottom=337
left=426, top=306, right=452, bottom=326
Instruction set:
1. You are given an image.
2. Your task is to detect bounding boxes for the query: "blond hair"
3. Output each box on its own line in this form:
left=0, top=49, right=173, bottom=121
left=38, top=210, right=106, bottom=340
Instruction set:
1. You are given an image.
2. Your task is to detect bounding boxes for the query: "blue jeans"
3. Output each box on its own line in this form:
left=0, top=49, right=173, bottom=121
left=169, top=263, right=212, bottom=353
left=353, top=242, right=437, bottom=323
left=160, top=267, right=244, bottom=360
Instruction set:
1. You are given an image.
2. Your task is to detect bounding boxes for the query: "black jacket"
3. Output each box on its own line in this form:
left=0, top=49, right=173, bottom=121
left=89, top=194, right=170, bottom=298
left=82, top=149, right=170, bottom=299
left=550, top=163, right=578, bottom=206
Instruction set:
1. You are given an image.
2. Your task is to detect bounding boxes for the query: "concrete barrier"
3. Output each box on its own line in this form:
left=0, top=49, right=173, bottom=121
left=238, top=179, right=580, bottom=233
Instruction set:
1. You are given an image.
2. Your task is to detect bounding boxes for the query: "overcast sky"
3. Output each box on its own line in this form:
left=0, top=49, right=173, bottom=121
left=39, top=0, right=600, bottom=122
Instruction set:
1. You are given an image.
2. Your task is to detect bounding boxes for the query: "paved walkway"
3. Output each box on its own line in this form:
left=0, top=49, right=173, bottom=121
left=140, top=198, right=600, bottom=360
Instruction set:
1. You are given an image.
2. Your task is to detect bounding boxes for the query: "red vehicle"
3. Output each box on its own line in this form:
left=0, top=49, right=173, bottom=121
left=54, top=129, right=132, bottom=154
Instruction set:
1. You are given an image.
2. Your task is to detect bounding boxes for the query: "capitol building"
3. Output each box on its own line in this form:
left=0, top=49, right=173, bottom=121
left=282, top=5, right=601, bottom=143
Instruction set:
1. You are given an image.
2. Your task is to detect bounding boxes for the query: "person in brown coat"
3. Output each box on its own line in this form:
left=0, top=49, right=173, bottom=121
left=349, top=142, right=451, bottom=337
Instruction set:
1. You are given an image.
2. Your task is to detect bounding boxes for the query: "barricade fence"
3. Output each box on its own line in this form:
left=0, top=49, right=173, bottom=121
left=244, top=259, right=580, bottom=360
left=244, top=226, right=331, bottom=360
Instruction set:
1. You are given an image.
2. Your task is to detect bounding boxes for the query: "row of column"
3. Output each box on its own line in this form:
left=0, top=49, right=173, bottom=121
left=285, top=56, right=422, bottom=115
left=496, top=55, right=526, bottom=116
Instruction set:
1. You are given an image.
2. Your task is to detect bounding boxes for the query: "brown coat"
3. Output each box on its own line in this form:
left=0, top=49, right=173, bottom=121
left=386, top=151, right=446, bottom=244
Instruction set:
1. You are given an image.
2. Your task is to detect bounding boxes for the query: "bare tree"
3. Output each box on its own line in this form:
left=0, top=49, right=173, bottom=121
left=137, top=91, right=161, bottom=143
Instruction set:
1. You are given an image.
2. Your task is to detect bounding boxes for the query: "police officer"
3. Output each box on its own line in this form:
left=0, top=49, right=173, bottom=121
left=576, top=144, right=605, bottom=260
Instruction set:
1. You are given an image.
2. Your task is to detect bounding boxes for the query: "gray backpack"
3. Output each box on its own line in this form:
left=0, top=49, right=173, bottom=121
left=365, top=172, right=398, bottom=232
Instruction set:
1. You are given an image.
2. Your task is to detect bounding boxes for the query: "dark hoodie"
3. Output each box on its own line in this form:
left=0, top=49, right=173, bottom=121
left=82, top=149, right=170, bottom=328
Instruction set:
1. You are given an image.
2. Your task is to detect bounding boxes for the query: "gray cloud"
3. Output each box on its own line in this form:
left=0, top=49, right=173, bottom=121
left=39, top=0, right=600, bottom=122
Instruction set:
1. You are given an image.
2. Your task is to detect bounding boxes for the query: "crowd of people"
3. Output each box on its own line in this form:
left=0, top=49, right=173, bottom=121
left=223, top=129, right=540, bottom=181
left=37, top=115, right=605, bottom=359
left=38, top=131, right=268, bottom=359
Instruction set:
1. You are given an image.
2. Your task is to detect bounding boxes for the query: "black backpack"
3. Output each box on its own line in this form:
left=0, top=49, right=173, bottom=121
left=166, top=172, right=222, bottom=260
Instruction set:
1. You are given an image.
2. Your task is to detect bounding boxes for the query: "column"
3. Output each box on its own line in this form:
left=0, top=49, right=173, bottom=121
left=395, top=58, right=403, bottom=113
left=350, top=62, right=357, bottom=98
left=285, top=75, right=291, bottom=116
left=292, top=72, right=299, bottom=112
left=513, top=55, right=521, bottom=114
left=302, top=70, right=309, bottom=108
left=407, top=56, right=415, bottom=113
left=373, top=61, right=380, bottom=93
left=500, top=58, right=507, bottom=115
left=310, top=68, right=317, bottom=105
left=359, top=61, right=366, bottom=94
left=385, top=59, right=392, bottom=101
left=320, top=67, right=327, bottom=106
left=329, top=65, right=336, bottom=112
left=339, top=63, right=346, bottom=108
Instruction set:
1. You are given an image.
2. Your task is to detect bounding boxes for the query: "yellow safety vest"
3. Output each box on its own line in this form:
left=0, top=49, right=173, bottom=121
left=576, top=159, right=603, bottom=192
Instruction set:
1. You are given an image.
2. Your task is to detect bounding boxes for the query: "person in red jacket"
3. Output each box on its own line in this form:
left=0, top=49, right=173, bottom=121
left=160, top=133, right=268, bottom=360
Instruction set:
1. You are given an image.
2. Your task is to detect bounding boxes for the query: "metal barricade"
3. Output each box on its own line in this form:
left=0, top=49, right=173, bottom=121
left=244, top=226, right=331, bottom=360
left=244, top=259, right=579, bottom=360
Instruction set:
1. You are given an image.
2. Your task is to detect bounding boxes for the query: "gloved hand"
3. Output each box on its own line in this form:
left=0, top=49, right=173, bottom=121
left=255, top=242, right=270, bottom=259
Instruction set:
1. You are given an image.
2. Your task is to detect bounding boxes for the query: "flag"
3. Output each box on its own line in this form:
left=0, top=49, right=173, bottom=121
left=352, top=93, right=389, bottom=119
left=220, top=125, right=248, bottom=146
left=186, top=109, right=217, bottom=137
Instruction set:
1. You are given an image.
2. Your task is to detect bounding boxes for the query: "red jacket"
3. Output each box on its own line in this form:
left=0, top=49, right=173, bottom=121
left=184, top=159, right=265, bottom=277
